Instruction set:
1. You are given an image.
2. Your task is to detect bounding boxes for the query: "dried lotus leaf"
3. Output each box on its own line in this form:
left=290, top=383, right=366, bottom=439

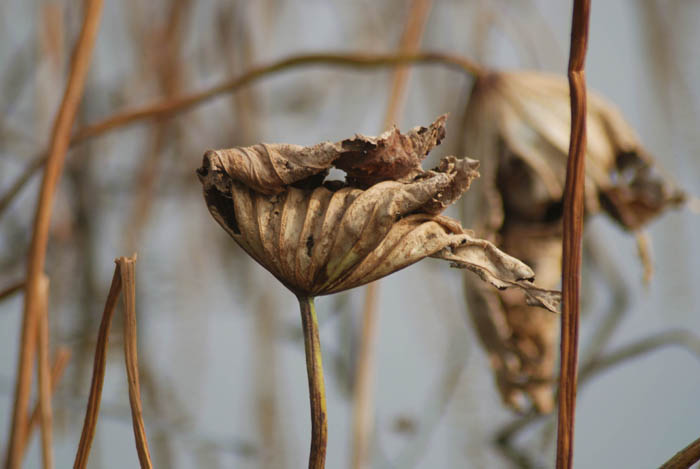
left=203, top=115, right=449, bottom=195
left=198, top=117, right=561, bottom=309
left=458, top=70, right=686, bottom=413
left=334, top=114, right=447, bottom=187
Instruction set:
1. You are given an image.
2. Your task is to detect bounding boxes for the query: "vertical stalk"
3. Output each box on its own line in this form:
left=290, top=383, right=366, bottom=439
left=36, top=275, right=53, bottom=469
left=556, top=0, right=591, bottom=468
left=4, top=1, right=103, bottom=466
left=297, top=296, right=327, bottom=469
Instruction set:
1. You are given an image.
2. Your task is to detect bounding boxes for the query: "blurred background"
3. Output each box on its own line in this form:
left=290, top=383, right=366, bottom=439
left=1, top=1, right=699, bottom=468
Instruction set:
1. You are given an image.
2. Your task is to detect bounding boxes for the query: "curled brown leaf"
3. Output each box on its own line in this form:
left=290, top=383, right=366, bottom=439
left=200, top=115, right=448, bottom=195
left=198, top=116, right=560, bottom=310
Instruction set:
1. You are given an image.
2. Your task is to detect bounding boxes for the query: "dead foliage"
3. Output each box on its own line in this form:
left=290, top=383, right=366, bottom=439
left=197, top=115, right=560, bottom=308
left=460, top=70, right=686, bottom=414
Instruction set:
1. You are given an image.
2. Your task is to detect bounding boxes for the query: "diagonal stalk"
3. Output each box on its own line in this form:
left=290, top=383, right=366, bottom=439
left=297, top=296, right=327, bottom=469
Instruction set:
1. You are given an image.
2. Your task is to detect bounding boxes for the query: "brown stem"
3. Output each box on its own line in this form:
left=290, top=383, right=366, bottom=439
left=73, top=255, right=153, bottom=469
left=660, top=435, right=700, bottom=469
left=4, top=1, right=103, bottom=467
left=0, top=50, right=484, bottom=219
left=118, top=256, right=153, bottom=469
left=297, top=296, right=327, bottom=469
left=22, top=347, right=71, bottom=461
left=556, top=1, right=591, bottom=468
left=0, top=281, right=24, bottom=303
left=36, top=276, right=53, bottom=469
left=74, top=264, right=123, bottom=469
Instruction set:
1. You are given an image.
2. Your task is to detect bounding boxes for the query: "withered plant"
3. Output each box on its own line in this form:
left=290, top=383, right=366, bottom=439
left=460, top=70, right=686, bottom=414
left=197, top=115, right=560, bottom=467
left=3, top=2, right=700, bottom=468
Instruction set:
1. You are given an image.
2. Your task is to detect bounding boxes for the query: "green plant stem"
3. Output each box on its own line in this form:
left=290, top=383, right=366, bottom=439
left=297, top=296, right=327, bottom=469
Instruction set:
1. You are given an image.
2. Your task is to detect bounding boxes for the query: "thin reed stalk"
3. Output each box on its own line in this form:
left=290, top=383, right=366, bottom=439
left=22, top=347, right=71, bottom=460
left=660, top=435, right=700, bottom=469
left=36, top=275, right=53, bottom=469
left=556, top=1, right=591, bottom=467
left=74, top=255, right=152, bottom=469
left=74, top=266, right=122, bottom=469
left=4, top=1, right=103, bottom=466
left=0, top=281, right=24, bottom=303
left=118, top=256, right=153, bottom=468
left=297, top=296, right=327, bottom=469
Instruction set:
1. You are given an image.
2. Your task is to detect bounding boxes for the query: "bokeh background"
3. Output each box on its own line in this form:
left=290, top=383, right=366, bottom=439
left=1, top=1, right=699, bottom=468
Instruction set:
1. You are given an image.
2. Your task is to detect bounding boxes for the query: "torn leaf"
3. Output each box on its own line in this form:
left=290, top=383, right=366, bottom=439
left=197, top=116, right=561, bottom=309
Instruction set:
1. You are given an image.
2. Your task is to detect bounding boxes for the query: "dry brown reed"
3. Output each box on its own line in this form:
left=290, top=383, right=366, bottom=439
left=74, top=255, right=153, bottom=469
left=4, top=1, right=103, bottom=466
left=73, top=266, right=122, bottom=468
left=556, top=1, right=590, bottom=468
left=0, top=281, right=24, bottom=303
left=22, top=347, right=71, bottom=461
left=35, top=275, right=53, bottom=469
left=660, top=435, right=700, bottom=469
left=119, top=257, right=153, bottom=468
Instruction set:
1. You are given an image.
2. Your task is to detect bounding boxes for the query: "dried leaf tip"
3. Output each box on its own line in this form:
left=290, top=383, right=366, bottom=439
left=198, top=115, right=560, bottom=310
left=197, top=114, right=450, bottom=195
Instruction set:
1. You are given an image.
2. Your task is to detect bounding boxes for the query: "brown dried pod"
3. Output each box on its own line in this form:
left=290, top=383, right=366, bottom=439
left=459, top=71, right=686, bottom=413
left=197, top=115, right=560, bottom=308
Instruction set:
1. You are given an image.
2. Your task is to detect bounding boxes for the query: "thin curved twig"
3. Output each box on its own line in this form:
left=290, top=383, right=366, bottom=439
left=0, top=280, right=24, bottom=303
left=0, top=50, right=483, bottom=218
